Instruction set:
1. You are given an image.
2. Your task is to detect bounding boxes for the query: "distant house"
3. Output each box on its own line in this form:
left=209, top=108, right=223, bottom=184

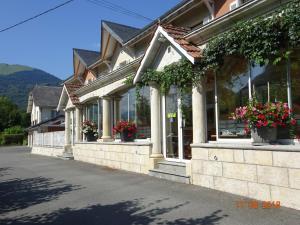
left=27, top=86, right=65, bottom=155
left=27, top=85, right=63, bottom=125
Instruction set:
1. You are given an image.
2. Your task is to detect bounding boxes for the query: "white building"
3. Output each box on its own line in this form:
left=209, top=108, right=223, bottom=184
left=37, top=0, right=300, bottom=210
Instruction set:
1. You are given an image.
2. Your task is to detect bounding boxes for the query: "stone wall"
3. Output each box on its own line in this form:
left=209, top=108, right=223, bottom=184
left=73, top=142, right=152, bottom=174
left=31, top=146, right=64, bottom=157
left=191, top=144, right=300, bottom=210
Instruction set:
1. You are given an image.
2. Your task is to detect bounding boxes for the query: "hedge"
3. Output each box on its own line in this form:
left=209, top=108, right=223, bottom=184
left=2, top=134, right=24, bottom=145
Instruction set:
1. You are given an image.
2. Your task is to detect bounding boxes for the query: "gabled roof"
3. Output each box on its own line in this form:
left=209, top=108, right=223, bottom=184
left=64, top=79, right=83, bottom=105
left=161, top=24, right=202, bottom=59
left=134, top=24, right=202, bottom=83
left=73, top=48, right=100, bottom=67
left=27, top=86, right=62, bottom=113
left=102, top=20, right=140, bottom=44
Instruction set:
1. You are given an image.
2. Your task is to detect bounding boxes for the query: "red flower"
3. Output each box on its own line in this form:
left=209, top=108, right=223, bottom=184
left=291, top=119, right=297, bottom=126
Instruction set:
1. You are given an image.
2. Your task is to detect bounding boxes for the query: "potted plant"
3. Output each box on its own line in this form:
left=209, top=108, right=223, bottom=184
left=113, top=121, right=137, bottom=142
left=231, top=100, right=296, bottom=145
left=82, top=120, right=98, bottom=142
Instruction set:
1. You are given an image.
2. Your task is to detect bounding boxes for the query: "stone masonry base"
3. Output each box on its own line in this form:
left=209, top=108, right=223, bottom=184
left=31, top=146, right=64, bottom=157
left=73, top=142, right=152, bottom=174
left=191, top=144, right=300, bottom=210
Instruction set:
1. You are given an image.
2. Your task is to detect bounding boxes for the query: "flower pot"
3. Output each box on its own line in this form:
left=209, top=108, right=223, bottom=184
left=85, top=132, right=97, bottom=142
left=251, top=127, right=277, bottom=145
left=120, top=130, right=135, bottom=142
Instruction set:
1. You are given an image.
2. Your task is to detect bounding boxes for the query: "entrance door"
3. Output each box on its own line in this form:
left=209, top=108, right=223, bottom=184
left=163, top=86, right=192, bottom=161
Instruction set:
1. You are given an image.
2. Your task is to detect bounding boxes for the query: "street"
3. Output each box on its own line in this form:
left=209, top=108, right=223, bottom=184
left=0, top=146, right=299, bottom=225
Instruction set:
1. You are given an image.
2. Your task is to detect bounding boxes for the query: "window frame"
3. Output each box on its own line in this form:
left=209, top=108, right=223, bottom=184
left=214, top=59, right=296, bottom=143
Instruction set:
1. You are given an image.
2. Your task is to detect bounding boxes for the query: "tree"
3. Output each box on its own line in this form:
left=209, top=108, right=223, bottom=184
left=0, top=96, right=29, bottom=131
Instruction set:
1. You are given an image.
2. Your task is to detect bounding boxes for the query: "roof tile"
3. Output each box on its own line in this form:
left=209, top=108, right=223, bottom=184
left=161, top=24, right=202, bottom=59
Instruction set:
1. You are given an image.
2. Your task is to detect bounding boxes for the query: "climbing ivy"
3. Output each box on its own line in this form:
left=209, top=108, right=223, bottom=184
left=125, top=0, right=300, bottom=94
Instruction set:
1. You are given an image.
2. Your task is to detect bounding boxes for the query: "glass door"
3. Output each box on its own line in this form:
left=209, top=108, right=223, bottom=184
left=163, top=86, right=193, bottom=161
left=164, top=86, right=179, bottom=159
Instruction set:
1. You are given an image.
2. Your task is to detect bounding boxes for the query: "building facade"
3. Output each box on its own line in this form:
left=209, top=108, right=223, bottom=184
left=52, top=0, right=300, bottom=209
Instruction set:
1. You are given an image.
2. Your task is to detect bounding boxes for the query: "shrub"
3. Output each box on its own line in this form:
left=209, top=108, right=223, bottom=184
left=3, top=126, right=24, bottom=134
left=2, top=134, right=24, bottom=145
left=0, top=133, right=3, bottom=145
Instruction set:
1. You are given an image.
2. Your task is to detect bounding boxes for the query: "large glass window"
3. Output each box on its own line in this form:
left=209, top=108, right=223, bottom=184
left=119, top=87, right=151, bottom=138
left=251, top=61, right=287, bottom=103
left=291, top=51, right=300, bottom=138
left=206, top=73, right=216, bottom=141
left=217, top=57, right=250, bottom=138
left=86, top=102, right=98, bottom=124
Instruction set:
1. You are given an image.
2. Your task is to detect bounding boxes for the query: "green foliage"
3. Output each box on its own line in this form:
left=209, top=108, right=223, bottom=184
left=133, top=0, right=300, bottom=93
left=0, top=96, right=30, bottom=132
left=2, top=134, right=24, bottom=145
left=3, top=126, right=24, bottom=135
left=0, top=133, right=3, bottom=145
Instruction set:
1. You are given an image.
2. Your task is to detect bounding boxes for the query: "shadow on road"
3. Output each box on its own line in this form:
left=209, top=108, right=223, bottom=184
left=0, top=197, right=228, bottom=225
left=0, top=168, right=82, bottom=214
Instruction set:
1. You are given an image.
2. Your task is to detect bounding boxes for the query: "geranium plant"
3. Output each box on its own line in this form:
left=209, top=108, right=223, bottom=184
left=113, top=121, right=137, bottom=142
left=231, top=100, right=297, bottom=133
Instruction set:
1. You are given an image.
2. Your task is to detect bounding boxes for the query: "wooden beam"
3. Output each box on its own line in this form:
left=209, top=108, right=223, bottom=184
left=103, top=33, right=111, bottom=59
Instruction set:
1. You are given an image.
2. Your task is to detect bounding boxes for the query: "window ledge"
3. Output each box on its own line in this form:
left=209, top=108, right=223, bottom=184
left=191, top=142, right=300, bottom=152
left=75, top=141, right=152, bottom=146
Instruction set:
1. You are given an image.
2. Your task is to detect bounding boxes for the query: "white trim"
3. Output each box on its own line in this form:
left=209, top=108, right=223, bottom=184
left=229, top=0, right=241, bottom=11
left=162, top=95, right=167, bottom=159
left=178, top=97, right=183, bottom=161
left=134, top=26, right=195, bottom=84
left=203, top=0, right=215, bottom=19
left=215, top=138, right=252, bottom=144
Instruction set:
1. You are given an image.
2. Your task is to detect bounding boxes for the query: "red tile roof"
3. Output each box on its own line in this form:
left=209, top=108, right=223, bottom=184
left=161, top=24, right=202, bottom=59
left=65, top=79, right=83, bottom=105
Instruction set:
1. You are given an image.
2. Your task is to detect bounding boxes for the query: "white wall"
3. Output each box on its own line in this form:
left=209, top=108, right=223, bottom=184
left=111, top=45, right=134, bottom=71
left=153, top=44, right=183, bottom=71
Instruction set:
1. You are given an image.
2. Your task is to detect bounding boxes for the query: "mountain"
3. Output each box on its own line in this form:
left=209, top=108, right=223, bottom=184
left=0, top=63, right=62, bottom=109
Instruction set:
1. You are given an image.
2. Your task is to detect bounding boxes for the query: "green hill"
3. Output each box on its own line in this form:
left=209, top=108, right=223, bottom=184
left=0, top=63, right=62, bottom=109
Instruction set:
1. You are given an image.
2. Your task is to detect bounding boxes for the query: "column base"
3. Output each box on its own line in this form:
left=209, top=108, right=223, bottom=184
left=149, top=153, right=164, bottom=170
left=64, top=144, right=72, bottom=152
left=98, top=137, right=114, bottom=142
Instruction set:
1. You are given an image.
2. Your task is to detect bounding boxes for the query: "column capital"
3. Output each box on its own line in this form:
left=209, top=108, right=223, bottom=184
left=149, top=81, right=160, bottom=89
left=101, top=95, right=112, bottom=100
left=113, top=95, right=122, bottom=101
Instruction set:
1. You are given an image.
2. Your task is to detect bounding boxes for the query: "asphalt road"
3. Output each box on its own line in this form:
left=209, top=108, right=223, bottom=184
left=0, top=146, right=299, bottom=225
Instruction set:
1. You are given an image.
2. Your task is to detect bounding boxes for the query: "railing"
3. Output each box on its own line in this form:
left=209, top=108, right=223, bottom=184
left=32, top=131, right=64, bottom=147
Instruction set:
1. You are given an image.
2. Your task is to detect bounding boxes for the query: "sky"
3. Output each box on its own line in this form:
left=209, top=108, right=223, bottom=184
left=0, top=0, right=181, bottom=80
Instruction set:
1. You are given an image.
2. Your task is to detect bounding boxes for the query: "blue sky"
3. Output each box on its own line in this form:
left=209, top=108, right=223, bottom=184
left=0, top=0, right=181, bottom=80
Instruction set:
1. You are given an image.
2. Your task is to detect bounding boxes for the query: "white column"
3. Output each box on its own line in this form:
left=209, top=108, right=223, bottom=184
left=150, top=83, right=163, bottom=158
left=101, top=96, right=113, bottom=141
left=192, top=78, right=207, bottom=143
left=75, top=107, right=82, bottom=143
left=65, top=110, right=71, bottom=146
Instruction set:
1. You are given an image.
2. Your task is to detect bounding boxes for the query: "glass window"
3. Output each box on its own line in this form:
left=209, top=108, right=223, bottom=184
left=251, top=61, right=287, bottom=103
left=217, top=57, right=250, bottom=138
left=206, top=73, right=216, bottom=141
left=119, top=87, right=151, bottom=138
left=182, top=91, right=193, bottom=160
left=86, top=102, right=98, bottom=124
left=291, top=51, right=300, bottom=138
left=251, top=60, right=289, bottom=139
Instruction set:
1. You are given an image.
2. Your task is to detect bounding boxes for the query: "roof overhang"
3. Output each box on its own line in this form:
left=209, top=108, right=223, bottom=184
left=26, top=93, right=33, bottom=113
left=134, top=26, right=196, bottom=84
left=185, top=0, right=284, bottom=44
left=57, top=85, right=71, bottom=111
left=75, top=56, right=143, bottom=97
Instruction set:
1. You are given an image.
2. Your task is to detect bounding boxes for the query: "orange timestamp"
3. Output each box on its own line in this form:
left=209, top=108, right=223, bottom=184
left=236, top=200, right=281, bottom=209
